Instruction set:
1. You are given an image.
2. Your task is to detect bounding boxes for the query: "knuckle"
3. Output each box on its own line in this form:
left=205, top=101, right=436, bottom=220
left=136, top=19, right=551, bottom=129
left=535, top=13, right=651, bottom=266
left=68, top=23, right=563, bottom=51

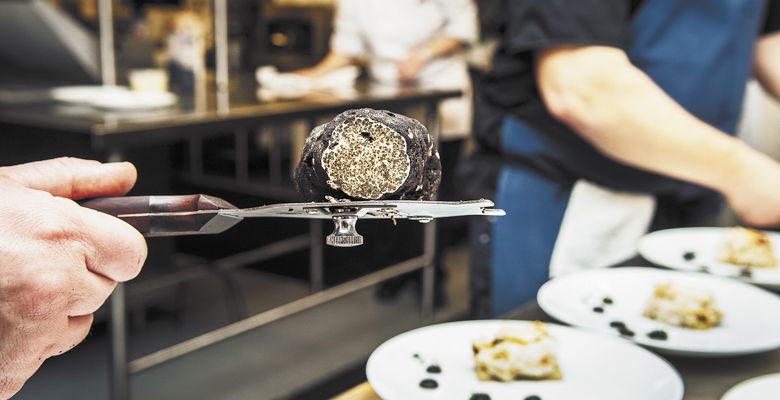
left=12, top=273, right=69, bottom=320
left=112, top=229, right=147, bottom=282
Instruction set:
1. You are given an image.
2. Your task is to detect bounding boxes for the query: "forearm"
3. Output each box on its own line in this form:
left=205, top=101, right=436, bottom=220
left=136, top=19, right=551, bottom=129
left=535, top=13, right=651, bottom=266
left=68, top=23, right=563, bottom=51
left=538, top=46, right=765, bottom=195
left=416, top=37, right=466, bottom=61
left=755, top=32, right=780, bottom=100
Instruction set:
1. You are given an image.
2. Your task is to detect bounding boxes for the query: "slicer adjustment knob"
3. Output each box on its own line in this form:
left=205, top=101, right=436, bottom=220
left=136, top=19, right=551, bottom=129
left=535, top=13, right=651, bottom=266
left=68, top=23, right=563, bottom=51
left=327, top=215, right=363, bottom=247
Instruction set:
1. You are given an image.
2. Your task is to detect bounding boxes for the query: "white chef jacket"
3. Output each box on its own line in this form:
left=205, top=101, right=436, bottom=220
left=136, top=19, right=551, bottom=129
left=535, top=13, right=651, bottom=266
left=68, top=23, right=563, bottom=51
left=331, top=0, right=478, bottom=140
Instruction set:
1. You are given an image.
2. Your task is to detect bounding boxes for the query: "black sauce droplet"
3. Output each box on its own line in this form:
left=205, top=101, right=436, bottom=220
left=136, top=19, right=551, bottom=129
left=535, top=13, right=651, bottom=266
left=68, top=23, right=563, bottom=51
left=419, top=378, right=438, bottom=389
left=593, top=306, right=604, bottom=313
left=609, top=321, right=626, bottom=329
left=698, top=265, right=710, bottom=273
left=525, top=395, right=542, bottom=400
left=602, top=297, right=614, bottom=305
left=469, top=394, right=491, bottom=400
left=426, top=364, right=442, bottom=374
left=647, top=330, right=668, bottom=340
left=683, top=251, right=696, bottom=261
left=618, top=327, right=635, bottom=337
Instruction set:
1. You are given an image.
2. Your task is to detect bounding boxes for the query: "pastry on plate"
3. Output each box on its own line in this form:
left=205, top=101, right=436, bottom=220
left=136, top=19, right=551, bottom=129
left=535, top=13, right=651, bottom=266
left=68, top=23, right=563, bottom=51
left=294, top=108, right=441, bottom=201
left=472, top=321, right=562, bottom=382
left=643, top=282, right=723, bottom=330
left=719, top=227, right=776, bottom=268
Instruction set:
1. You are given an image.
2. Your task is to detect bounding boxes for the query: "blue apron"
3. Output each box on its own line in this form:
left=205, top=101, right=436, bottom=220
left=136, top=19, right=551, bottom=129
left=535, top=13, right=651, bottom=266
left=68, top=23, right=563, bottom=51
left=486, top=0, right=766, bottom=316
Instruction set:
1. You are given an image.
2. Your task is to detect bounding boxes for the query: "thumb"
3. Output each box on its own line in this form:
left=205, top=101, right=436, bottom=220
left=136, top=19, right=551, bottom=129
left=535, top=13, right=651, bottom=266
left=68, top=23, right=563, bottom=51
left=0, top=157, right=137, bottom=200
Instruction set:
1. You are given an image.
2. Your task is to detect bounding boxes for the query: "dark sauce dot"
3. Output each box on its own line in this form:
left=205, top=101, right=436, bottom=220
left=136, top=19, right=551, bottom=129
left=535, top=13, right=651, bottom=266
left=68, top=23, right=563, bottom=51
left=426, top=364, right=442, bottom=374
left=525, top=396, right=542, bottom=400
left=683, top=251, right=696, bottom=261
left=647, top=330, right=668, bottom=340
left=469, top=394, right=491, bottom=400
left=609, top=321, right=626, bottom=329
left=739, top=268, right=753, bottom=278
left=602, top=297, right=614, bottom=305
left=698, top=266, right=710, bottom=273
left=618, top=327, right=635, bottom=337
left=593, top=306, right=604, bottom=313
left=419, top=378, right=438, bottom=389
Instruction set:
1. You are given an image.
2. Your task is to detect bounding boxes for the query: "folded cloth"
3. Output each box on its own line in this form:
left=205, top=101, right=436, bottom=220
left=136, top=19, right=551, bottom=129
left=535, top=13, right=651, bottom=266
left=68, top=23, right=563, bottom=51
left=548, top=180, right=656, bottom=277
left=255, top=65, right=359, bottom=97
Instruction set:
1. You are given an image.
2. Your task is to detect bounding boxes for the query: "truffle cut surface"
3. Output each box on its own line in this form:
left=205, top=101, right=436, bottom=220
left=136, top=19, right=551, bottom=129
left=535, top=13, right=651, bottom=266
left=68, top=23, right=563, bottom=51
left=294, top=108, right=441, bottom=201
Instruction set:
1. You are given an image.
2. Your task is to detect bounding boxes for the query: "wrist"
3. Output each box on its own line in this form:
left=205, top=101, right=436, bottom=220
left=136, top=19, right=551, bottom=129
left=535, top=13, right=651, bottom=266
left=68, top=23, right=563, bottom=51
left=716, top=140, right=772, bottom=197
left=416, top=47, right=435, bottom=64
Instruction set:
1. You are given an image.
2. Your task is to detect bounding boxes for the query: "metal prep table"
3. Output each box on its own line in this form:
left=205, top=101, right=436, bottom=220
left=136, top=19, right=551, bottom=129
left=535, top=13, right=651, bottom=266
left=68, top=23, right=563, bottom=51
left=0, top=77, right=461, bottom=400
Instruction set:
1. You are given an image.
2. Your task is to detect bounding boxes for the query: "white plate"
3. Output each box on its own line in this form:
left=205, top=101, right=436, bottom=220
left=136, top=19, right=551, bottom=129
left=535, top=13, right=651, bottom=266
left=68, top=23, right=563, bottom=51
left=722, top=373, right=780, bottom=400
left=50, top=85, right=177, bottom=110
left=638, top=227, right=780, bottom=289
left=366, top=320, right=683, bottom=400
left=538, top=267, right=780, bottom=357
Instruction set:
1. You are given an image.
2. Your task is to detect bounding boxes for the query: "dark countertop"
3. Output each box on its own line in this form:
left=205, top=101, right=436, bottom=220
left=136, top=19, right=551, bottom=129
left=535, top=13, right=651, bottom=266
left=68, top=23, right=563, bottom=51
left=0, top=74, right=460, bottom=151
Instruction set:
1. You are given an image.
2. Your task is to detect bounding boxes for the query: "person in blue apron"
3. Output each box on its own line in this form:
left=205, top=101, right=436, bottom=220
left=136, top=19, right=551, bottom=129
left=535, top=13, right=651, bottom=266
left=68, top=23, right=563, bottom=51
left=462, top=0, right=780, bottom=317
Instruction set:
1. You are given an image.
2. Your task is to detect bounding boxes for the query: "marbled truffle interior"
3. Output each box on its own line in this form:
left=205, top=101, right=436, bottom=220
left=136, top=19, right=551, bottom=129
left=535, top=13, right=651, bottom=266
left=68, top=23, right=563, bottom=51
left=294, top=108, right=441, bottom=201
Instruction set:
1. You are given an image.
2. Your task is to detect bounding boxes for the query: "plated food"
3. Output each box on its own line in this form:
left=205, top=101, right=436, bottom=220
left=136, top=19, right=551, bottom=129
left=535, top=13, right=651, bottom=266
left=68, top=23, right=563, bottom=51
left=719, top=227, right=776, bottom=268
left=367, top=320, right=683, bottom=400
left=472, top=321, right=561, bottom=382
left=638, top=227, right=780, bottom=289
left=538, top=267, right=780, bottom=357
left=643, top=282, right=723, bottom=330
left=294, top=108, right=441, bottom=201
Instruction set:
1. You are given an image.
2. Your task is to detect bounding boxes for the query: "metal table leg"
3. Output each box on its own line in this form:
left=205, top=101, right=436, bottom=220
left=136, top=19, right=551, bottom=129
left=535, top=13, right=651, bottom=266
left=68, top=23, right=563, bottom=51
left=110, top=283, right=129, bottom=400
left=421, top=221, right=437, bottom=321
left=421, top=101, right=440, bottom=321
left=98, top=0, right=115, bottom=86
left=310, top=220, right=324, bottom=293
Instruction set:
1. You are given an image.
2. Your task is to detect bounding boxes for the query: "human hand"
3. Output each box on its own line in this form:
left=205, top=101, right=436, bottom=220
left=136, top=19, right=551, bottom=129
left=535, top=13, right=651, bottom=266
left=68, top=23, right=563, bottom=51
left=0, top=158, right=147, bottom=398
left=397, top=50, right=428, bottom=84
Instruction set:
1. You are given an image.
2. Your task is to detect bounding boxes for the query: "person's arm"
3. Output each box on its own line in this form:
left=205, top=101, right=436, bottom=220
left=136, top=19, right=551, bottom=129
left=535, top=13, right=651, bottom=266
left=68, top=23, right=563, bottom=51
left=397, top=0, right=478, bottom=83
left=0, top=158, right=147, bottom=398
left=537, top=45, right=780, bottom=226
left=295, top=51, right=357, bottom=77
left=755, top=31, right=780, bottom=100
left=398, top=37, right=468, bottom=83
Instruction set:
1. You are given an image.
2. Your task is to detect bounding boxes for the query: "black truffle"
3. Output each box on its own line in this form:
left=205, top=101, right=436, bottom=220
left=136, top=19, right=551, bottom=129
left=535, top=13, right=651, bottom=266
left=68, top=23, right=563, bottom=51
left=294, top=108, right=442, bottom=201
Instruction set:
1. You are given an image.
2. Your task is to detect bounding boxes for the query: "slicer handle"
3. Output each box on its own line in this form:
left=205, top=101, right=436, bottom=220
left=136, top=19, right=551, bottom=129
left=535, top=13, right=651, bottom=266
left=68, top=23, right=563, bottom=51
left=80, top=195, right=238, bottom=237
left=80, top=195, right=221, bottom=216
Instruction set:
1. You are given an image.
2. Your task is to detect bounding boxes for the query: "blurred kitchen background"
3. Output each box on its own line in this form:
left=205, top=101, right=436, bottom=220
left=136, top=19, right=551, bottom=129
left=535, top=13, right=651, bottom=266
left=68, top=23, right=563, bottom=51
left=2, top=1, right=780, bottom=399
left=0, top=0, right=490, bottom=399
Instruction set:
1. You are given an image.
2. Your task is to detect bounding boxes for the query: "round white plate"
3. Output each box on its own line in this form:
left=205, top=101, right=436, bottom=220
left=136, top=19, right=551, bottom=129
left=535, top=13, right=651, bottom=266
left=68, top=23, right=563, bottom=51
left=367, top=320, right=683, bottom=400
left=638, top=228, right=780, bottom=289
left=538, top=267, right=780, bottom=357
left=722, top=373, right=780, bottom=400
left=51, top=85, right=177, bottom=109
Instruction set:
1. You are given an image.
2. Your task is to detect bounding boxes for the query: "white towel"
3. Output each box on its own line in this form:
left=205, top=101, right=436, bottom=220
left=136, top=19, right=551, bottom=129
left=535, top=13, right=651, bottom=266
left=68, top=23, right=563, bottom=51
left=255, top=65, right=359, bottom=97
left=548, top=180, right=656, bottom=277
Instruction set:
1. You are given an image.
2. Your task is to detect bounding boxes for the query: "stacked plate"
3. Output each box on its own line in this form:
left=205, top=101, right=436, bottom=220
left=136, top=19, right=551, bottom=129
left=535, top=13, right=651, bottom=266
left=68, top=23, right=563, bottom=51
left=50, top=85, right=177, bottom=110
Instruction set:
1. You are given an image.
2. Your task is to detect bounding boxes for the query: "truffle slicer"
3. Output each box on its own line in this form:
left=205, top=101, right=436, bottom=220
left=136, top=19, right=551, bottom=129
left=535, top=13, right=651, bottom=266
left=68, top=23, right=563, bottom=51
left=81, top=195, right=505, bottom=247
